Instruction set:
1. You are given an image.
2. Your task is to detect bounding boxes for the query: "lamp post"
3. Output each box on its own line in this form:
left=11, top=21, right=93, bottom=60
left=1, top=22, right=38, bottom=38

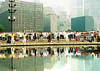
left=8, top=0, right=16, bottom=71
left=8, top=0, right=16, bottom=32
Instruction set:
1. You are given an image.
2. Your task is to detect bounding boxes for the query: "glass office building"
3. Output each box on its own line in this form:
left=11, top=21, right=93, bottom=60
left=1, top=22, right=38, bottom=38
left=71, top=16, right=94, bottom=32
left=69, top=0, right=100, bottom=31
left=14, top=1, right=43, bottom=32
left=0, top=1, right=11, bottom=32
left=0, top=0, right=43, bottom=32
left=43, top=7, right=58, bottom=32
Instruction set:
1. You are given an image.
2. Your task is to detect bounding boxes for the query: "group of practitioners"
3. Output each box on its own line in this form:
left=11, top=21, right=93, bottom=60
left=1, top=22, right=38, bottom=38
left=0, top=31, right=99, bottom=43
left=0, top=31, right=99, bottom=58
left=0, top=32, right=27, bottom=44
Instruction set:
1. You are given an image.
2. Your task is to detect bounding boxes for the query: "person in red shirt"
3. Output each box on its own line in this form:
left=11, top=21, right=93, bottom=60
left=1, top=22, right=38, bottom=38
left=75, top=35, right=78, bottom=41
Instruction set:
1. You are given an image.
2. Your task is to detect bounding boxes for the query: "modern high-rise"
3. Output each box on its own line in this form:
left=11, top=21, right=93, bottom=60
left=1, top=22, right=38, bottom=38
left=0, top=0, right=43, bottom=32
left=43, top=7, right=58, bottom=32
left=0, top=1, right=10, bottom=32
left=57, top=12, right=71, bottom=32
left=71, top=16, right=94, bottom=32
left=14, top=1, right=43, bottom=32
left=68, top=0, right=100, bottom=31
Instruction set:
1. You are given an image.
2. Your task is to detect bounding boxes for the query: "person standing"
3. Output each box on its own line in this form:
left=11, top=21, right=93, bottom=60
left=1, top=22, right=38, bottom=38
left=57, top=32, right=60, bottom=41
left=10, top=33, right=15, bottom=44
left=1, top=32, right=6, bottom=41
left=7, top=34, right=11, bottom=43
left=33, top=32, right=37, bottom=41
left=22, top=33, right=27, bottom=43
left=75, top=34, right=78, bottom=41
left=47, top=34, right=51, bottom=42
left=22, top=33, right=27, bottom=57
left=65, top=32, right=69, bottom=41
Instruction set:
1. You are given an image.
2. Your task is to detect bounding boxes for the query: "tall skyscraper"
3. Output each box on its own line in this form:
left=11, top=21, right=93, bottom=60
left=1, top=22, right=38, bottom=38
left=58, top=12, right=71, bottom=32
left=68, top=0, right=99, bottom=31
left=13, top=1, right=43, bottom=32
left=43, top=7, right=58, bottom=32
left=0, top=0, right=43, bottom=32
left=71, top=16, right=94, bottom=32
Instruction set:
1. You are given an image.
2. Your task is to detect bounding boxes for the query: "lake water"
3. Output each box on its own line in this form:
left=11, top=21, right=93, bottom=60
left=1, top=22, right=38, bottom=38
left=0, top=55, right=100, bottom=71
left=44, top=55, right=100, bottom=71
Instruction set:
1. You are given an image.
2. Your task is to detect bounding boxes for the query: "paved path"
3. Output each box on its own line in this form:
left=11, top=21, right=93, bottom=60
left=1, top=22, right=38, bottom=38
left=0, top=42, right=100, bottom=48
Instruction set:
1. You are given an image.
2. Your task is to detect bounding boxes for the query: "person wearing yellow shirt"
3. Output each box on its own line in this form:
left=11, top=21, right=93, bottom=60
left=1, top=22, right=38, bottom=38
left=10, top=33, right=15, bottom=44
left=1, top=33, right=5, bottom=41
left=22, top=33, right=27, bottom=43
left=22, top=33, right=27, bottom=56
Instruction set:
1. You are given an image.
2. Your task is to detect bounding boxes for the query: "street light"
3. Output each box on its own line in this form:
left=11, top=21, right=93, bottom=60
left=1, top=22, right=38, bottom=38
left=8, top=0, right=16, bottom=32
left=8, top=16, right=16, bottom=21
left=8, top=0, right=16, bottom=71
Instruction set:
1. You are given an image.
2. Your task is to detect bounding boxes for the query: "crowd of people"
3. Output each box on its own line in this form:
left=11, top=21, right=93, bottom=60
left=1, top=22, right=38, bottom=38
left=0, top=31, right=100, bottom=58
left=0, top=31, right=100, bottom=44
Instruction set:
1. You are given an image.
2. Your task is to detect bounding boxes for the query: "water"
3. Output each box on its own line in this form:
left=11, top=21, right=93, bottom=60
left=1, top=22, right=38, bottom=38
left=0, top=55, right=100, bottom=71
left=44, top=55, right=100, bottom=71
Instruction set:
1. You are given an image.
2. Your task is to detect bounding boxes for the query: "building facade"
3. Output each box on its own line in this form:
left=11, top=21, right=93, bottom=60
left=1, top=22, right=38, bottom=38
left=14, top=1, right=43, bottom=32
left=0, top=0, right=43, bottom=32
left=57, top=12, right=71, bottom=32
left=43, top=7, right=58, bottom=32
left=71, top=16, right=94, bottom=32
left=0, top=1, right=10, bottom=32
left=50, top=14, right=58, bottom=32
left=68, top=0, right=99, bottom=31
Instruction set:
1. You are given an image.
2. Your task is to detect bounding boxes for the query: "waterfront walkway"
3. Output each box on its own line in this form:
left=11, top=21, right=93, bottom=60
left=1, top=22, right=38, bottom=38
left=0, top=41, right=100, bottom=48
